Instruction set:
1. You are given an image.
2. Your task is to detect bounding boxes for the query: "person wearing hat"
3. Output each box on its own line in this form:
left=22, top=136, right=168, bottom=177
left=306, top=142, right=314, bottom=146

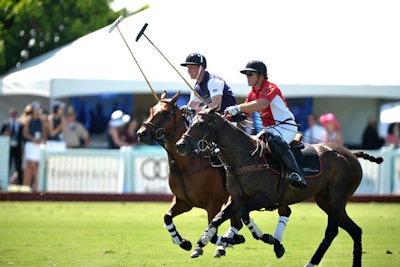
left=107, top=110, right=131, bottom=149
left=319, top=113, right=343, bottom=145
left=22, top=101, right=47, bottom=191
left=225, top=60, right=307, bottom=190
left=46, top=101, right=66, bottom=150
left=180, top=53, right=237, bottom=114
left=63, top=106, right=90, bottom=148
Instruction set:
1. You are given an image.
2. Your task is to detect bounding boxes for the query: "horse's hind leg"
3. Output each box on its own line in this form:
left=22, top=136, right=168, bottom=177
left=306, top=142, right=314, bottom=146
left=307, top=195, right=345, bottom=266
left=271, top=206, right=292, bottom=258
left=274, top=206, right=291, bottom=242
left=164, top=196, right=193, bottom=251
left=339, top=210, right=362, bottom=267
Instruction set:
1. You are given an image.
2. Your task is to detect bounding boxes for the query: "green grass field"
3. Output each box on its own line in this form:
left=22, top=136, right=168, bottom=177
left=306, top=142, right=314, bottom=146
left=0, top=202, right=399, bottom=267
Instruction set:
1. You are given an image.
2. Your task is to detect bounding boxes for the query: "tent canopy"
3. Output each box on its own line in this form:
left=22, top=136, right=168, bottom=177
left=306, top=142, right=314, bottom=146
left=1, top=0, right=400, bottom=99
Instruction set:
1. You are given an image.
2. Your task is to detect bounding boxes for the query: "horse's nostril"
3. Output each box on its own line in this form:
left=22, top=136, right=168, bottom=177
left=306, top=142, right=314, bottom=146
left=137, top=129, right=146, bottom=137
left=176, top=142, right=187, bottom=156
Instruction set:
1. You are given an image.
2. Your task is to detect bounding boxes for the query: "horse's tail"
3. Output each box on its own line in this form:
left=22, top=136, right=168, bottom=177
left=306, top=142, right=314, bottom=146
left=353, top=151, right=384, bottom=164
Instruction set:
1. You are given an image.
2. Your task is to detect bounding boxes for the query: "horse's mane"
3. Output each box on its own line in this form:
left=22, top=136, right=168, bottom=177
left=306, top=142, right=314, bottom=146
left=199, top=107, right=258, bottom=149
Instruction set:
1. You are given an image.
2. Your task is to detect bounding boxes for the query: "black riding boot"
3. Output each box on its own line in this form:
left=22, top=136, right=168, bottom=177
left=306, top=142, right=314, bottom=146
left=268, top=136, right=307, bottom=189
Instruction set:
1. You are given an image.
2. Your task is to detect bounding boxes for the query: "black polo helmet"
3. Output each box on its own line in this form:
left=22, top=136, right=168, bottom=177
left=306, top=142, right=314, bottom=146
left=180, top=53, right=207, bottom=68
left=240, top=60, right=267, bottom=77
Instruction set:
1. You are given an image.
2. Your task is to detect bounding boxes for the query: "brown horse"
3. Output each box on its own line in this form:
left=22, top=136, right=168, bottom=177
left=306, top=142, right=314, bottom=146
left=137, top=92, right=246, bottom=257
left=176, top=107, right=383, bottom=266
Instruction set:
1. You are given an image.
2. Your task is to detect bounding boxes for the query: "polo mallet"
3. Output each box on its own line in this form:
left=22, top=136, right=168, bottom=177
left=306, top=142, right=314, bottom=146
left=136, top=23, right=207, bottom=104
left=108, top=6, right=159, bottom=101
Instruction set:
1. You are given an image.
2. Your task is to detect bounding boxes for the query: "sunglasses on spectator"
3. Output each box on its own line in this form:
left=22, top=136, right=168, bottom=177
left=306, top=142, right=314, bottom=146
left=245, top=71, right=257, bottom=77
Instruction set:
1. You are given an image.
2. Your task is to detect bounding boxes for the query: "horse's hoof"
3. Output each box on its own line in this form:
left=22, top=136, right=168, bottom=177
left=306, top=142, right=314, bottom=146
left=274, top=242, right=285, bottom=258
left=233, top=234, right=246, bottom=244
left=179, top=239, right=192, bottom=251
left=190, top=246, right=203, bottom=258
left=214, top=248, right=226, bottom=258
left=261, top=234, right=275, bottom=245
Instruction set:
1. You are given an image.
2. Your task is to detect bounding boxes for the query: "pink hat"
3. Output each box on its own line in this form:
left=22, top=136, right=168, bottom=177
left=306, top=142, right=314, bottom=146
left=319, top=113, right=341, bottom=130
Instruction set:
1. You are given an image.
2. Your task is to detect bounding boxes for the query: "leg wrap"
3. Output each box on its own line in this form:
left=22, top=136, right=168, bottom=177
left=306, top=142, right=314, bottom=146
left=212, top=235, right=236, bottom=247
left=273, top=216, right=289, bottom=243
left=246, top=218, right=263, bottom=239
left=217, top=226, right=240, bottom=249
left=199, top=226, right=217, bottom=246
left=164, top=222, right=183, bottom=245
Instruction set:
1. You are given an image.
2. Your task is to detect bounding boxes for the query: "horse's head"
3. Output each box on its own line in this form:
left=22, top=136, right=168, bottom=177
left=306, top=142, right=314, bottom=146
left=137, top=91, right=184, bottom=144
left=176, top=106, right=222, bottom=156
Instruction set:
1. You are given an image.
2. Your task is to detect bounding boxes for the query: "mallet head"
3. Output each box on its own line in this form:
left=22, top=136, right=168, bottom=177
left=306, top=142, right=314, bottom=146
left=108, top=15, right=125, bottom=33
left=136, top=23, right=149, bottom=42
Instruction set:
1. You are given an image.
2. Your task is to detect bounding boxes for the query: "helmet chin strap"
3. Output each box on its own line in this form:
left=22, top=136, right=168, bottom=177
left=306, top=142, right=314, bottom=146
left=195, top=65, right=202, bottom=81
left=252, top=73, right=261, bottom=87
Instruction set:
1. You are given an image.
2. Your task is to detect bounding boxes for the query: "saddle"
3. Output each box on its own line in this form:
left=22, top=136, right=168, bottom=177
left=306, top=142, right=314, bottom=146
left=265, top=140, right=322, bottom=178
left=259, top=133, right=322, bottom=178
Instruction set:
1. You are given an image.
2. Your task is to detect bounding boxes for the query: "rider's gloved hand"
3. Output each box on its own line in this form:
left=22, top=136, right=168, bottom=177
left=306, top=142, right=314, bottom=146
left=181, top=105, right=195, bottom=116
left=225, top=105, right=240, bottom=116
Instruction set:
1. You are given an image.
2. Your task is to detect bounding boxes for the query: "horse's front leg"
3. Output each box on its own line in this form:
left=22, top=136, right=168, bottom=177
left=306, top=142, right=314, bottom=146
left=191, top=200, right=240, bottom=258
left=164, top=196, right=193, bottom=251
left=240, top=193, right=286, bottom=258
left=214, top=197, right=245, bottom=258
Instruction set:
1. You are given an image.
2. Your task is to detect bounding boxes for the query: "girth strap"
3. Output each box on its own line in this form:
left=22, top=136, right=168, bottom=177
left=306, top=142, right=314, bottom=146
left=232, top=164, right=270, bottom=176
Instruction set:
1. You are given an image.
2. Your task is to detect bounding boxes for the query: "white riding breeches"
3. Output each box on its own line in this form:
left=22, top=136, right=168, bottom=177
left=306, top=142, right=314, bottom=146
left=264, top=119, right=298, bottom=144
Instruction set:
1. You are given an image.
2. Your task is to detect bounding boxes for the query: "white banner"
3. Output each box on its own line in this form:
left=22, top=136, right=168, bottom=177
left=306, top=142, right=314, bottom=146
left=46, top=153, right=123, bottom=193
left=133, top=156, right=171, bottom=194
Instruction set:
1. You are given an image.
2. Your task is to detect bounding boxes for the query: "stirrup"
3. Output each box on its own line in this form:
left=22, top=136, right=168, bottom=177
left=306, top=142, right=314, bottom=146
left=287, top=173, right=307, bottom=189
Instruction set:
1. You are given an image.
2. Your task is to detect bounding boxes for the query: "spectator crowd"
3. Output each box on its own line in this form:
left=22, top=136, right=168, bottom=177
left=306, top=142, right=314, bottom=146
left=1, top=101, right=140, bottom=192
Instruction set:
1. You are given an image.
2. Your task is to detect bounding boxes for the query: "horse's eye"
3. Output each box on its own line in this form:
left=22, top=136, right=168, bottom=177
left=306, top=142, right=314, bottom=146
left=161, top=110, right=170, bottom=116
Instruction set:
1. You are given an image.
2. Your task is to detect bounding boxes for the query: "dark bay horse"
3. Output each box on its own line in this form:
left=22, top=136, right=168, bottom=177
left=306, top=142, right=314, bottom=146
left=176, top=107, right=383, bottom=266
left=136, top=92, right=245, bottom=257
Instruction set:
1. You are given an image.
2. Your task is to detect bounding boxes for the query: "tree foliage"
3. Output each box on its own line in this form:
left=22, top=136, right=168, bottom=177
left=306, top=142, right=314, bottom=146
left=0, top=0, right=125, bottom=74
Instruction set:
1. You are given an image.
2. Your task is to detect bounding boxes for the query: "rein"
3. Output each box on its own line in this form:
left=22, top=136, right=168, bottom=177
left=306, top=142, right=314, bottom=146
left=185, top=116, right=268, bottom=174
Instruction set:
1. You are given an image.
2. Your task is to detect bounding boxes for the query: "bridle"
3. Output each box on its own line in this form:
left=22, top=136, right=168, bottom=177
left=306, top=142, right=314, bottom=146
left=182, top=112, right=266, bottom=169
left=141, top=100, right=185, bottom=143
left=181, top=112, right=222, bottom=153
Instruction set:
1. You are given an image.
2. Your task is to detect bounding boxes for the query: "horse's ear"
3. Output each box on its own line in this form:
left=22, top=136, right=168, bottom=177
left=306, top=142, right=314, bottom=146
left=171, top=91, right=180, bottom=104
left=161, top=91, right=167, bottom=100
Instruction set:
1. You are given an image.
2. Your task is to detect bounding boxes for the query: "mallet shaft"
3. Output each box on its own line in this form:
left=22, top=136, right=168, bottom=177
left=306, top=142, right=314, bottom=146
left=116, top=26, right=159, bottom=101
left=136, top=23, right=206, bottom=103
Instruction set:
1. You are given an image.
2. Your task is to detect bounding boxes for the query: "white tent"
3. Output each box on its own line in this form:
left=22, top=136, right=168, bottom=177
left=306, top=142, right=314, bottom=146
left=2, top=0, right=400, bottom=99
left=1, top=0, right=399, bottom=144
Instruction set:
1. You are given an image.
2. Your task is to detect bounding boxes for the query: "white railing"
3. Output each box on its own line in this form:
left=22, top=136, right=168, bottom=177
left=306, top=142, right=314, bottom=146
left=38, top=146, right=172, bottom=194
left=0, top=136, right=11, bottom=191
left=1, top=135, right=399, bottom=195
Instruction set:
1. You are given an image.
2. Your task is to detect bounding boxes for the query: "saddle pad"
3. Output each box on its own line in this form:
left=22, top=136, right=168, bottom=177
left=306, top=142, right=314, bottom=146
left=265, top=144, right=322, bottom=178
left=293, top=144, right=322, bottom=177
